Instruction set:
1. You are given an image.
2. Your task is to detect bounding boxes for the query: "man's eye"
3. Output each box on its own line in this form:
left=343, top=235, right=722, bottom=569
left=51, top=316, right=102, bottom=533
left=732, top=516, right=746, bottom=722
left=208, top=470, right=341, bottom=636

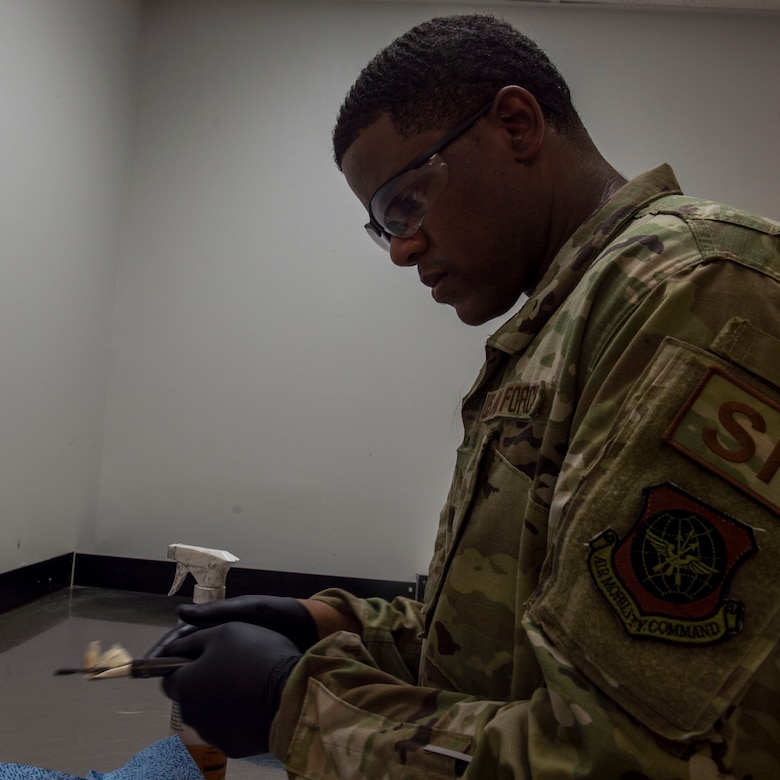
left=384, top=218, right=408, bottom=235
left=386, top=183, right=428, bottom=219
left=384, top=193, right=426, bottom=236
left=392, top=193, right=426, bottom=218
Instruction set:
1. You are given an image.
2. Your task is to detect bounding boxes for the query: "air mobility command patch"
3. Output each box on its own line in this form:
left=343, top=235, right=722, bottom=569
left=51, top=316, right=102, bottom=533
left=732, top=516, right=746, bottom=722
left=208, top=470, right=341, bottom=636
left=588, top=483, right=757, bottom=645
left=663, top=366, right=780, bottom=514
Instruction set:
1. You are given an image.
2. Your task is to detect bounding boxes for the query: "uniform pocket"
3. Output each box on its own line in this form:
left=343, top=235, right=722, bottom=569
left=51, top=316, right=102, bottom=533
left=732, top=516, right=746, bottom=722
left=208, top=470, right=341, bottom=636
left=423, top=435, right=548, bottom=700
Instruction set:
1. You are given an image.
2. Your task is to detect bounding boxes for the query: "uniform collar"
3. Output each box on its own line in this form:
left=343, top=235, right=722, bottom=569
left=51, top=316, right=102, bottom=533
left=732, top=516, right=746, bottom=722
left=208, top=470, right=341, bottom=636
left=487, top=164, right=682, bottom=356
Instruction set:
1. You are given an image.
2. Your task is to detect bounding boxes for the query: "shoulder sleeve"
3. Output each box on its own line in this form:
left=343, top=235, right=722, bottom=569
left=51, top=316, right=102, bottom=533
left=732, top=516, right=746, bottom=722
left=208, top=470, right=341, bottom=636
left=529, top=257, right=780, bottom=765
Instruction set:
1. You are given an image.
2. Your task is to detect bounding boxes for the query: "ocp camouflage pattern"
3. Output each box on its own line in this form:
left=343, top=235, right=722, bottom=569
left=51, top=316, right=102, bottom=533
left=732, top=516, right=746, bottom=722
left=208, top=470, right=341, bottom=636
left=270, top=165, right=780, bottom=778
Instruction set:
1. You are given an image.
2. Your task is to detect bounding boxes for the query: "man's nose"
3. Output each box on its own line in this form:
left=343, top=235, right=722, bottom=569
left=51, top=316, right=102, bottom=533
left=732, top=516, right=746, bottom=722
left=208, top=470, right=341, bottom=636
left=389, top=230, right=426, bottom=267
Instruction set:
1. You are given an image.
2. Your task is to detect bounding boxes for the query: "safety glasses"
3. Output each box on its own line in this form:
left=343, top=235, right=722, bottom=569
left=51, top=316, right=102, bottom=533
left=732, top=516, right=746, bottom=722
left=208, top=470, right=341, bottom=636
left=364, top=101, right=493, bottom=250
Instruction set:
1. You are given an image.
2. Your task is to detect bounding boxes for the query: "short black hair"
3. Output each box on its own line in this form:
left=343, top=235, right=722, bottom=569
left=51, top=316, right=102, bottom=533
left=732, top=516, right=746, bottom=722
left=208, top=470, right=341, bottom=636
left=333, top=14, right=583, bottom=169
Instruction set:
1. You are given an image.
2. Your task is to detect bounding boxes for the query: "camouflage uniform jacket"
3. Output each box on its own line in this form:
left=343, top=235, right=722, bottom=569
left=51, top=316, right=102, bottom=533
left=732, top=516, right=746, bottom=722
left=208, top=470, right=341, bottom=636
left=270, top=165, right=780, bottom=778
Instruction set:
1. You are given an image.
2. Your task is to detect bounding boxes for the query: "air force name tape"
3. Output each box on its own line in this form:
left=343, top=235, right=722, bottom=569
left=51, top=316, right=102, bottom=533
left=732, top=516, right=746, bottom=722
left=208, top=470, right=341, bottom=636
left=479, top=382, right=543, bottom=422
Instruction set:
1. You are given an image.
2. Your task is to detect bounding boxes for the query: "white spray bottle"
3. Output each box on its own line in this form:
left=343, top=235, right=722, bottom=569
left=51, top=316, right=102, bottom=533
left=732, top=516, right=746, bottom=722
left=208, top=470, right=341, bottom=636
left=166, top=543, right=239, bottom=780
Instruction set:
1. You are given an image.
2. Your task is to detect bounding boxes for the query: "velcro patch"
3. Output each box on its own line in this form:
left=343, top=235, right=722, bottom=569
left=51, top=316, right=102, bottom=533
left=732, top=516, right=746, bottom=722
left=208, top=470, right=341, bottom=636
left=588, top=483, right=757, bottom=645
left=479, top=382, right=543, bottom=422
left=663, top=366, right=780, bottom=514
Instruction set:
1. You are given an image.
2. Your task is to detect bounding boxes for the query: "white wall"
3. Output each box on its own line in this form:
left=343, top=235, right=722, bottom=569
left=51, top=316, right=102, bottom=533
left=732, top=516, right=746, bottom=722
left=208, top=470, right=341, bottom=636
left=95, top=0, right=493, bottom=581
left=2, top=0, right=778, bottom=583
left=93, top=0, right=780, bottom=582
left=0, top=0, right=141, bottom=574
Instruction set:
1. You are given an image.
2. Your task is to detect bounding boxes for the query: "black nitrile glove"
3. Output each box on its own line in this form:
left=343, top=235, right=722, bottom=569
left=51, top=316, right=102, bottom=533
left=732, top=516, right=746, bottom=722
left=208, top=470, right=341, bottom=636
left=160, top=622, right=301, bottom=757
left=147, top=595, right=318, bottom=658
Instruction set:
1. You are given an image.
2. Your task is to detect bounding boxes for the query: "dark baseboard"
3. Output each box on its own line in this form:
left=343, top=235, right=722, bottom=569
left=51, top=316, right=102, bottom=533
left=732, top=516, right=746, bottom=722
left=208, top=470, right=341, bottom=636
left=1, top=552, right=416, bottom=614
left=0, top=553, right=74, bottom=614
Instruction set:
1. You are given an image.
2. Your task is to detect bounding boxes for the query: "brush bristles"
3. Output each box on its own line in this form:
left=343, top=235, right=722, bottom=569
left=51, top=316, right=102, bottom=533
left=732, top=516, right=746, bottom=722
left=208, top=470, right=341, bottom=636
left=81, top=641, right=133, bottom=678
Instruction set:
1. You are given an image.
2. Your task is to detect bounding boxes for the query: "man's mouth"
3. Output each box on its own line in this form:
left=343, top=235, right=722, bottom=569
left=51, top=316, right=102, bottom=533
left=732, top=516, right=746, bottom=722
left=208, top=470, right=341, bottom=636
left=421, top=271, right=444, bottom=289
left=421, top=271, right=446, bottom=302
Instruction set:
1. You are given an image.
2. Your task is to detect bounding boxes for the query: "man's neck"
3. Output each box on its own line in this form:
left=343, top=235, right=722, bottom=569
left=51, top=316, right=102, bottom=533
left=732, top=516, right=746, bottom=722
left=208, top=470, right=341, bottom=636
left=531, top=144, right=626, bottom=293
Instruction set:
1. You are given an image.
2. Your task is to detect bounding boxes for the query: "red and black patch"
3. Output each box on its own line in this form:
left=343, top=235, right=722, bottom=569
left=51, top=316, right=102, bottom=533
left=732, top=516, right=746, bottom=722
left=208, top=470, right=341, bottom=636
left=588, top=483, right=757, bottom=644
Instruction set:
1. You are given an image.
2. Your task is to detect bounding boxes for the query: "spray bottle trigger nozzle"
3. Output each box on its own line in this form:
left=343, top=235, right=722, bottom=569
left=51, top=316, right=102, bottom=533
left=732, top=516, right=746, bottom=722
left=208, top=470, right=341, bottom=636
left=165, top=543, right=239, bottom=598
left=168, top=562, right=189, bottom=597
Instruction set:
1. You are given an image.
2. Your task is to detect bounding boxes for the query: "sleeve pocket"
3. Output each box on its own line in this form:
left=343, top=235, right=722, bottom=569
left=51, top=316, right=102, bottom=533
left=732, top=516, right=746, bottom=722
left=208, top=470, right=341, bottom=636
left=528, top=334, right=780, bottom=741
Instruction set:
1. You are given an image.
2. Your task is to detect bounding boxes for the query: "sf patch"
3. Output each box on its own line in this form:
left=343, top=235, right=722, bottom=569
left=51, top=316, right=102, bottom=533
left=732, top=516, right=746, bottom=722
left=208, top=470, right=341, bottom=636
left=588, top=483, right=757, bottom=644
left=663, top=365, right=780, bottom=514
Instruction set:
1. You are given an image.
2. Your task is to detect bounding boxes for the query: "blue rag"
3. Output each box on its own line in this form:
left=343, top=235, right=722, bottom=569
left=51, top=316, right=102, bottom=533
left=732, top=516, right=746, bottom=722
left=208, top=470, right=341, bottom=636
left=0, top=736, right=204, bottom=780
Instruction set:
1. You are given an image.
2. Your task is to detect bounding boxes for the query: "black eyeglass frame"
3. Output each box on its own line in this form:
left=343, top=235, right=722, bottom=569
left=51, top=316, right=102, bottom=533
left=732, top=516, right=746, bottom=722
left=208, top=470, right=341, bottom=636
left=364, top=100, right=493, bottom=248
left=363, top=92, right=564, bottom=249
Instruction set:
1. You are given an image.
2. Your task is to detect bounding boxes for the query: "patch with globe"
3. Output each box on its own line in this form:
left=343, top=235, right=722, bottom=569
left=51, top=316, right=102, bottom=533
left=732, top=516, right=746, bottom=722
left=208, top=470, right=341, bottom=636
left=588, top=483, right=757, bottom=644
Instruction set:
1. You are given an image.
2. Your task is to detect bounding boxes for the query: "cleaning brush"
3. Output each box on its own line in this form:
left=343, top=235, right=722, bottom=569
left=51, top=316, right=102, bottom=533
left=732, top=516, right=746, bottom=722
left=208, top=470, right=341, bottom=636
left=55, top=640, right=191, bottom=679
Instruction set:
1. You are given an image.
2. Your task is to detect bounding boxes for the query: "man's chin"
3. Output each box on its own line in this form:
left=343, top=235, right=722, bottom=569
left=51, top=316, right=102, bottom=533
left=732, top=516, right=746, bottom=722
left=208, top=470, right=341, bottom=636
left=452, top=299, right=514, bottom=328
left=453, top=304, right=491, bottom=327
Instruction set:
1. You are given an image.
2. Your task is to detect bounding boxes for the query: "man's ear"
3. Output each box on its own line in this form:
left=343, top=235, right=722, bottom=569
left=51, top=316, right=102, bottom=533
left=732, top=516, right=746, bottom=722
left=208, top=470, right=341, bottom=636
left=489, top=85, right=545, bottom=162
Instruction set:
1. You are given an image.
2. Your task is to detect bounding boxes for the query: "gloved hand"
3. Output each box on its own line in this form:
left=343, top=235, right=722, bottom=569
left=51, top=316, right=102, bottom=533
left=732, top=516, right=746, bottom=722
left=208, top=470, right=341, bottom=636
left=160, top=622, right=301, bottom=757
left=147, top=595, right=318, bottom=657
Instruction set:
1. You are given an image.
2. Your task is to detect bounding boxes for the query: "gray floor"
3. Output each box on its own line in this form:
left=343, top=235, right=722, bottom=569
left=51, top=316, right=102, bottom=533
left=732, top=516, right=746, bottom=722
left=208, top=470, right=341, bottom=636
left=0, top=586, right=287, bottom=778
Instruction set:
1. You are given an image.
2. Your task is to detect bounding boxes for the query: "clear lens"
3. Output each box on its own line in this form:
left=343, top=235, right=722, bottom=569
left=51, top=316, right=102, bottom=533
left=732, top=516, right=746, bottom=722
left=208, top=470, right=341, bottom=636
left=369, top=155, right=448, bottom=239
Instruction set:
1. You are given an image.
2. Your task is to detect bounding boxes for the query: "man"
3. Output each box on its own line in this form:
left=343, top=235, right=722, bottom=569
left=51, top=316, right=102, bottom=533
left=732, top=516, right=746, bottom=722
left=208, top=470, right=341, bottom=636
left=153, top=15, right=780, bottom=777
